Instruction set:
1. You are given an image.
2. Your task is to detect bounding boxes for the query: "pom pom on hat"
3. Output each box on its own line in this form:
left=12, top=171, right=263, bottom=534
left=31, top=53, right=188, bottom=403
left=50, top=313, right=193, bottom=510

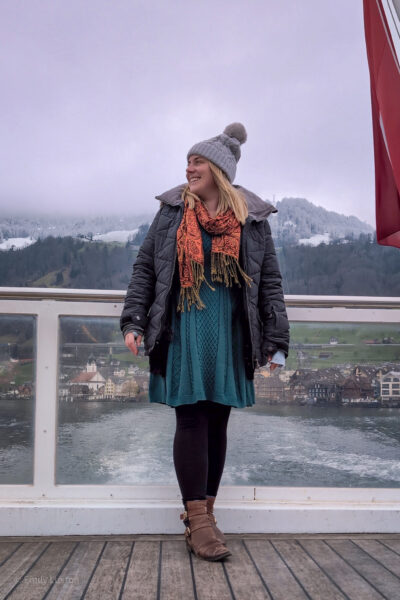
left=223, top=122, right=247, bottom=145
left=187, top=122, right=247, bottom=182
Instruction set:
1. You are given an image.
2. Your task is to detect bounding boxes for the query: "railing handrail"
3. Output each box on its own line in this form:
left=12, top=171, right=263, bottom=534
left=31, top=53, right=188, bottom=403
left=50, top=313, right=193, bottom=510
left=1, top=286, right=400, bottom=308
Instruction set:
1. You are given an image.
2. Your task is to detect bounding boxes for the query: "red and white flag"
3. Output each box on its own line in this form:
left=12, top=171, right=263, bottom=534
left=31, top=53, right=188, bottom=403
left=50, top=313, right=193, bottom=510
left=363, top=0, right=400, bottom=247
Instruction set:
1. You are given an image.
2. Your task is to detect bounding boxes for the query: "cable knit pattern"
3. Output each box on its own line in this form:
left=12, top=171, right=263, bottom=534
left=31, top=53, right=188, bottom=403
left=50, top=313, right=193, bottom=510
left=149, top=227, right=255, bottom=408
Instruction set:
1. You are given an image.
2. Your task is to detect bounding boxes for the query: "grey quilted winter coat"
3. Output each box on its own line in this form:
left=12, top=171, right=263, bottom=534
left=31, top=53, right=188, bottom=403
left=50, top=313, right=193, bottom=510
left=120, top=184, right=290, bottom=378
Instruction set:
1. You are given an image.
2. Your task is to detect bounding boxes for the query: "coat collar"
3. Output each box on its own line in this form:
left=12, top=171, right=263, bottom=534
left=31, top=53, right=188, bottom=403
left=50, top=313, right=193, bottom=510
left=155, top=184, right=277, bottom=222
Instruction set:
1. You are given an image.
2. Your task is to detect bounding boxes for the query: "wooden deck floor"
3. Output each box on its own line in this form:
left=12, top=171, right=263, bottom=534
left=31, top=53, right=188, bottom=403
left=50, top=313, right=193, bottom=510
left=0, top=534, right=400, bottom=599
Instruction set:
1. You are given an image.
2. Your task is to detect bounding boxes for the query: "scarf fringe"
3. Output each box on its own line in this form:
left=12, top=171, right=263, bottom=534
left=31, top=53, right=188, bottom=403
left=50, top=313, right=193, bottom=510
left=177, top=261, right=215, bottom=312
left=211, top=253, right=253, bottom=288
left=178, top=255, right=252, bottom=312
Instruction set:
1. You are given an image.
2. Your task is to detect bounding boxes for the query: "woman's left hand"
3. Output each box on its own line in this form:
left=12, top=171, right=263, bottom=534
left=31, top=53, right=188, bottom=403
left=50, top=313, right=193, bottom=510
left=267, top=355, right=279, bottom=371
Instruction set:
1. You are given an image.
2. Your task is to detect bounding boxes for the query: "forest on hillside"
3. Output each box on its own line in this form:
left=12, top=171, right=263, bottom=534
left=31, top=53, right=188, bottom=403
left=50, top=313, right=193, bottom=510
left=0, top=234, right=399, bottom=295
left=0, top=236, right=136, bottom=290
left=277, top=235, right=400, bottom=295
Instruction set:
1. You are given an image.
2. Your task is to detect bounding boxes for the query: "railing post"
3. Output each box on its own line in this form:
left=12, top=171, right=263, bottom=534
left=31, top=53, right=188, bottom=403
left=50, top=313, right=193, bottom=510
left=34, top=300, right=59, bottom=494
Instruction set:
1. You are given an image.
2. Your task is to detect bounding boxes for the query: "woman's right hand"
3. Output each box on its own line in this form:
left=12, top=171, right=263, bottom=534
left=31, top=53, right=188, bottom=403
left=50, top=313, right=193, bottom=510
left=125, top=332, right=143, bottom=356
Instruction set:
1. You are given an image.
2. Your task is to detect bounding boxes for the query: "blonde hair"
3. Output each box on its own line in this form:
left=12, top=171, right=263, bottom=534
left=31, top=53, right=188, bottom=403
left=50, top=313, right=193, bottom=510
left=182, top=161, right=248, bottom=224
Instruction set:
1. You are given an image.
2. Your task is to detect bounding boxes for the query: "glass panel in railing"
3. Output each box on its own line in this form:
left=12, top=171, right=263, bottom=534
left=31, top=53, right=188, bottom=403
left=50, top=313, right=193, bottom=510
left=0, top=315, right=35, bottom=484
left=57, top=316, right=176, bottom=485
left=222, top=322, right=400, bottom=488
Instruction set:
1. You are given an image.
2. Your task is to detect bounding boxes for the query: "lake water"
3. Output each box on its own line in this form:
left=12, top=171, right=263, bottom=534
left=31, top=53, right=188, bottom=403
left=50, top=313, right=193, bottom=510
left=2, top=400, right=400, bottom=487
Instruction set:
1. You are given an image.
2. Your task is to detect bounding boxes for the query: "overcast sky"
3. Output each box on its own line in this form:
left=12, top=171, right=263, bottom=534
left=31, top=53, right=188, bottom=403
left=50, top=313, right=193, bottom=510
left=1, top=0, right=376, bottom=225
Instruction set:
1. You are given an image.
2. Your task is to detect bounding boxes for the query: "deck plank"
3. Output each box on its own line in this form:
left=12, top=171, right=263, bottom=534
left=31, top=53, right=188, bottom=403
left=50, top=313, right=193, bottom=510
left=272, top=540, right=346, bottom=600
left=328, top=539, right=400, bottom=600
left=190, top=551, right=232, bottom=600
left=121, top=541, right=160, bottom=600
left=223, top=539, right=270, bottom=599
left=380, top=539, right=400, bottom=555
left=45, top=541, right=105, bottom=600
left=245, top=539, right=308, bottom=600
left=1, top=534, right=399, bottom=600
left=0, top=542, right=49, bottom=598
left=299, top=539, right=385, bottom=600
left=1, top=533, right=400, bottom=543
left=160, top=540, right=195, bottom=600
left=354, top=539, right=400, bottom=579
left=83, top=541, right=132, bottom=600
left=5, top=541, right=76, bottom=600
left=0, top=542, right=21, bottom=567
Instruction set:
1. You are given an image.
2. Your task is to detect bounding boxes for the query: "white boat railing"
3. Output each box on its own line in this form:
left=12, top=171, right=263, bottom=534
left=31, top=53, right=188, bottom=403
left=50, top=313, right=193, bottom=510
left=0, top=287, right=399, bottom=535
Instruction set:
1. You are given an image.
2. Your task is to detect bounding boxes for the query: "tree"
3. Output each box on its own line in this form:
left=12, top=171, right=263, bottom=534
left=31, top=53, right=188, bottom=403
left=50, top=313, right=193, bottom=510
left=55, top=271, right=64, bottom=285
left=121, top=379, right=140, bottom=397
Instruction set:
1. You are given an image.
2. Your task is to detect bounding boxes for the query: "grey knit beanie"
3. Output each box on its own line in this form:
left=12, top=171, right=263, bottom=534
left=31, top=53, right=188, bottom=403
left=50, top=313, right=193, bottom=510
left=187, top=122, right=247, bottom=183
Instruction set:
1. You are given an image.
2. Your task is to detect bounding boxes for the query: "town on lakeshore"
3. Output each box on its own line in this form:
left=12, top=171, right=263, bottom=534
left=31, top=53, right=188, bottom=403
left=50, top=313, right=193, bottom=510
left=1, top=318, right=400, bottom=408
left=61, top=354, right=400, bottom=407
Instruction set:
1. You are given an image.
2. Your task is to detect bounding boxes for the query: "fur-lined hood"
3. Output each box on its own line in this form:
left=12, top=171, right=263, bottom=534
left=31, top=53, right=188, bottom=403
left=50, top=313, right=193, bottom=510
left=155, top=184, right=276, bottom=222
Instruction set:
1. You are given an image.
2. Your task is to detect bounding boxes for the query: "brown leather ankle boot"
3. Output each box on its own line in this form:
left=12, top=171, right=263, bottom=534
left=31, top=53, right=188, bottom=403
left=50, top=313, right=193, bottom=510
left=206, top=496, right=226, bottom=545
left=180, top=499, right=231, bottom=562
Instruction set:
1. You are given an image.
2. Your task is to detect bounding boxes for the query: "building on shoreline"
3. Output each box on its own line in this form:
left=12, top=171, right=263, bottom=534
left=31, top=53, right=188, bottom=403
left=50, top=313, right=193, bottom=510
left=61, top=354, right=144, bottom=402
left=254, top=364, right=400, bottom=407
left=380, top=371, right=400, bottom=406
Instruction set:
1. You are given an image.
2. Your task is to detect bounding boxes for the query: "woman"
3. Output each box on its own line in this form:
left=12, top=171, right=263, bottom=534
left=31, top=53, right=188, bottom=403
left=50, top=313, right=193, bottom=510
left=120, top=123, right=289, bottom=561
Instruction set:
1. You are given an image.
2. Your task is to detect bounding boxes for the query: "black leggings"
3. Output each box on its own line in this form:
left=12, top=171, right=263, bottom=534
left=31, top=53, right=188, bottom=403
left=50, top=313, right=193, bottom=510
left=173, top=401, right=231, bottom=502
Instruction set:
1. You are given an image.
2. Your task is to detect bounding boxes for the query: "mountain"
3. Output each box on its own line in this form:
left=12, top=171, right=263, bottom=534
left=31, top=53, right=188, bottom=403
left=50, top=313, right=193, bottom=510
left=0, top=199, right=374, bottom=250
left=269, top=198, right=374, bottom=245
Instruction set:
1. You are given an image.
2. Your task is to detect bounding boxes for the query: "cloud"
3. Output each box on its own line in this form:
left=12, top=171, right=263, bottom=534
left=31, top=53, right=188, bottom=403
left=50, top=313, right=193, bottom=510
left=0, top=0, right=375, bottom=224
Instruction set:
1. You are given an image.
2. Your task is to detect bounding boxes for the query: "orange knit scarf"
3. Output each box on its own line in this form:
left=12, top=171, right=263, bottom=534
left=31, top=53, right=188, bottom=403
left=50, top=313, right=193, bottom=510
left=176, top=197, right=252, bottom=311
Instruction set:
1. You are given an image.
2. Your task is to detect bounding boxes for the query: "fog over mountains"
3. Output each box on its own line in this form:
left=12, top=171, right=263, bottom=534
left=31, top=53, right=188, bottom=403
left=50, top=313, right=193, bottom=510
left=0, top=198, right=374, bottom=251
left=0, top=213, right=154, bottom=243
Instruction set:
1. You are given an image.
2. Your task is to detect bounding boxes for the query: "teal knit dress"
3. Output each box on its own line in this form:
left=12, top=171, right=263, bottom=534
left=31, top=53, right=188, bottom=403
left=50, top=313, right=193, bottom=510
left=149, top=227, right=255, bottom=408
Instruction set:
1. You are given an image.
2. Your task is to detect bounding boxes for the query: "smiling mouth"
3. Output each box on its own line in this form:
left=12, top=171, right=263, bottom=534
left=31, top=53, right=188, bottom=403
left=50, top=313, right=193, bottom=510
left=189, top=177, right=201, bottom=184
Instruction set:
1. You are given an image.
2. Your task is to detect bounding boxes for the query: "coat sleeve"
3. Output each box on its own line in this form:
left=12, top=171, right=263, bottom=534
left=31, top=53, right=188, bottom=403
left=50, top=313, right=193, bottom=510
left=120, top=208, right=162, bottom=336
left=258, top=219, right=290, bottom=357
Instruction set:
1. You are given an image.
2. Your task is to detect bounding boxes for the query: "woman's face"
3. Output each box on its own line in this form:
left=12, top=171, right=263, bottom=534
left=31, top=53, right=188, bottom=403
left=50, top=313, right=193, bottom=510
left=186, top=155, right=218, bottom=198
